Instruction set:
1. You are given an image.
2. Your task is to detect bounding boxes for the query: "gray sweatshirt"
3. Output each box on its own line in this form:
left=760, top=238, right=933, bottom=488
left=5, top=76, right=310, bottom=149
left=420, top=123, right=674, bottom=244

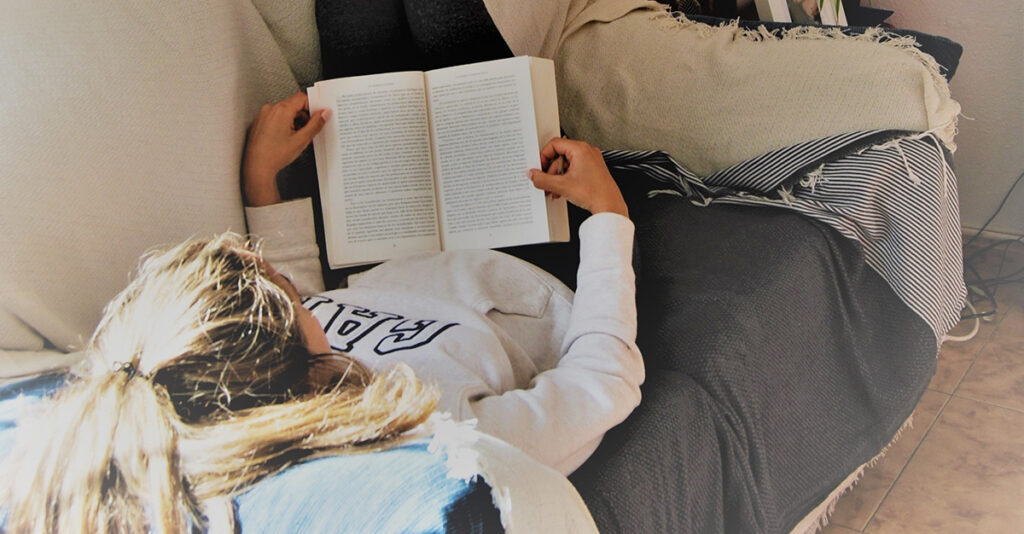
left=246, top=198, right=643, bottom=475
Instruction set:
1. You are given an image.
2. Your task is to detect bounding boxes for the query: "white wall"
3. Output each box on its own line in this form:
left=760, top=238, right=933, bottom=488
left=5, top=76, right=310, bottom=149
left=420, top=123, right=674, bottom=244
left=865, top=0, right=1024, bottom=236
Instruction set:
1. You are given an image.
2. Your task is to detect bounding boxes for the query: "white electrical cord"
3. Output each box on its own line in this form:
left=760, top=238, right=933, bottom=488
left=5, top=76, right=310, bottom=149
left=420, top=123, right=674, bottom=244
left=942, top=299, right=980, bottom=343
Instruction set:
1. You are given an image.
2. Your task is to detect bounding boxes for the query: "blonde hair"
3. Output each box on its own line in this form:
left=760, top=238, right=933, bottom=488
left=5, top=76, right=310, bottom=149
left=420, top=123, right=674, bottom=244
left=0, top=234, right=437, bottom=533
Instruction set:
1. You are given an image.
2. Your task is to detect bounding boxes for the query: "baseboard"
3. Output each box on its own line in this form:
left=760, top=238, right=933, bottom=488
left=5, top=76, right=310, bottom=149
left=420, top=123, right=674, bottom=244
left=961, top=226, right=1023, bottom=243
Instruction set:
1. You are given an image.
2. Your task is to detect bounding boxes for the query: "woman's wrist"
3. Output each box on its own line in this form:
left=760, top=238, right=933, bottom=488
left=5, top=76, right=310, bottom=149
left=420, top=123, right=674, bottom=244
left=591, top=202, right=628, bottom=218
left=243, top=167, right=282, bottom=207
left=589, top=191, right=629, bottom=218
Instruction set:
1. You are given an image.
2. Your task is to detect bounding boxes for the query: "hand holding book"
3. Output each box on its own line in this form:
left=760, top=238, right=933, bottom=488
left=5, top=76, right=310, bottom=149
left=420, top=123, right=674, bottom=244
left=529, top=138, right=628, bottom=218
left=243, top=59, right=629, bottom=270
left=243, top=92, right=330, bottom=207
left=307, top=56, right=571, bottom=268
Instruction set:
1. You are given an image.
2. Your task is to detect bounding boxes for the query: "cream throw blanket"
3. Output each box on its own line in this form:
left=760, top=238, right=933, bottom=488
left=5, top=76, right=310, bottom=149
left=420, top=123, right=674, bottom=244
left=485, top=0, right=960, bottom=176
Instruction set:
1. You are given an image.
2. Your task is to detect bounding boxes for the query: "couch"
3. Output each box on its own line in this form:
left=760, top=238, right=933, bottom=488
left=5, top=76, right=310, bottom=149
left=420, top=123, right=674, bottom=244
left=0, top=1, right=965, bottom=532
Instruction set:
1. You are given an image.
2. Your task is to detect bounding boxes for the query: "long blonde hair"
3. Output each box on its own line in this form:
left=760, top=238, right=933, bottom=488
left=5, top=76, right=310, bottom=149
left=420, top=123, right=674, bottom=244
left=0, top=234, right=437, bottom=533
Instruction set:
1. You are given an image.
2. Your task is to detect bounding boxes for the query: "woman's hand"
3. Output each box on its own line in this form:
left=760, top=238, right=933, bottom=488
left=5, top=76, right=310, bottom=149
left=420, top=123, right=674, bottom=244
left=243, top=92, right=330, bottom=207
left=528, top=138, right=628, bottom=217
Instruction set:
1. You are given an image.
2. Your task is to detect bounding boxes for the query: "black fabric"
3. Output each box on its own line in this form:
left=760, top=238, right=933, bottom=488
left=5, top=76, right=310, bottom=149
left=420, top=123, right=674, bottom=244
left=841, top=3, right=894, bottom=27
left=443, top=478, right=505, bottom=534
left=316, top=0, right=512, bottom=79
left=316, top=0, right=422, bottom=78
left=569, top=192, right=937, bottom=533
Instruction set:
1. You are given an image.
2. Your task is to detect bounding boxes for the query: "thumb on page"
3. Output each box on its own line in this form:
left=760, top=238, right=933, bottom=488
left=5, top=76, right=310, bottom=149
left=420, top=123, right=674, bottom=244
left=296, top=108, right=330, bottom=148
left=529, top=169, right=572, bottom=198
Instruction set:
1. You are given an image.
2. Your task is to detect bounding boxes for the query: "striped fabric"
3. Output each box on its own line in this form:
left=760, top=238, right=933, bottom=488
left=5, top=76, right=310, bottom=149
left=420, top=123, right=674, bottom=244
left=604, top=130, right=967, bottom=343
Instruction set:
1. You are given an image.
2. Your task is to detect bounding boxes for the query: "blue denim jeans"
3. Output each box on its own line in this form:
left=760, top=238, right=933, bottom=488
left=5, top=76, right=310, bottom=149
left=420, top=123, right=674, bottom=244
left=0, top=373, right=501, bottom=533
left=236, top=441, right=501, bottom=533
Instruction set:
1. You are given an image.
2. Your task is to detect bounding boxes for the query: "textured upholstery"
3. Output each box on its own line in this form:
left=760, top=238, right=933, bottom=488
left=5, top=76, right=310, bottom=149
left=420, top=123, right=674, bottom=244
left=0, top=0, right=317, bottom=356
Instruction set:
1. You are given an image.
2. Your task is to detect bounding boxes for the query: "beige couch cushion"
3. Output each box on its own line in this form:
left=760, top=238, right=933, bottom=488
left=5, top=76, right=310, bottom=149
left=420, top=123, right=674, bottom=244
left=0, top=0, right=315, bottom=353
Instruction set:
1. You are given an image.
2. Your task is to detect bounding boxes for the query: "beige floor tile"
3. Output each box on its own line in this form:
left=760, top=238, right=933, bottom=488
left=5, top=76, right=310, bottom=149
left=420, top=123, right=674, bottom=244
left=995, top=275, right=1024, bottom=309
left=865, top=396, right=1024, bottom=534
left=819, top=524, right=860, bottom=534
left=983, top=246, right=1024, bottom=312
left=956, top=306, right=1024, bottom=412
left=828, top=390, right=949, bottom=531
left=931, top=242, right=1019, bottom=393
left=932, top=317, right=999, bottom=393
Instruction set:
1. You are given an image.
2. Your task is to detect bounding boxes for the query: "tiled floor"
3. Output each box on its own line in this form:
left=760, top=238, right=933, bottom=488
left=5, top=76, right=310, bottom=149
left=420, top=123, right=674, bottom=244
left=821, top=238, right=1024, bottom=533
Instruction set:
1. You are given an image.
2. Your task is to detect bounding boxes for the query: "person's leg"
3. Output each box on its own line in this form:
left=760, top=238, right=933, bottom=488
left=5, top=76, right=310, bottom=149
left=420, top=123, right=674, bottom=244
left=316, top=0, right=515, bottom=79
left=316, top=0, right=424, bottom=78
left=403, top=0, right=513, bottom=70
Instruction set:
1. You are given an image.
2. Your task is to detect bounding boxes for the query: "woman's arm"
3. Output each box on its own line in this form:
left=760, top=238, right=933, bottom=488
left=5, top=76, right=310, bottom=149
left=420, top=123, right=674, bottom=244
left=243, top=92, right=329, bottom=207
left=471, top=139, right=643, bottom=475
left=527, top=137, right=628, bottom=217
left=242, top=92, right=330, bottom=295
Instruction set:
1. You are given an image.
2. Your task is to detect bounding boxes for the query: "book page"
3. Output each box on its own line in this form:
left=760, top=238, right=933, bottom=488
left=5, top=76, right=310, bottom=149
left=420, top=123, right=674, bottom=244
left=309, top=72, right=441, bottom=267
left=425, top=57, right=553, bottom=251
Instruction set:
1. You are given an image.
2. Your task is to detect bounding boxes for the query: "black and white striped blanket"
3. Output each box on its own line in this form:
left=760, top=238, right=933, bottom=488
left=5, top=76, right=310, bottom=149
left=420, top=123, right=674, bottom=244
left=603, top=130, right=966, bottom=342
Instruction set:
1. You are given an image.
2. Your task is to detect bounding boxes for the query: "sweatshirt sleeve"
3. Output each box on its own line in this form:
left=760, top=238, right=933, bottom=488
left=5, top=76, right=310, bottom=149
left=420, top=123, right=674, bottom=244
left=469, top=212, right=644, bottom=475
left=244, top=198, right=326, bottom=296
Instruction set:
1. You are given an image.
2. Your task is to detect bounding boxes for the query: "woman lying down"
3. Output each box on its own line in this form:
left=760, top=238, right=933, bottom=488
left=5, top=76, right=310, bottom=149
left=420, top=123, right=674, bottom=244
left=1, top=92, right=643, bottom=532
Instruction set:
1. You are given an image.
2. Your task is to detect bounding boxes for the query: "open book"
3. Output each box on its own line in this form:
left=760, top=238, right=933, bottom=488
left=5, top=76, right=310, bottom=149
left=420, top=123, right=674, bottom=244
left=307, top=56, right=568, bottom=268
